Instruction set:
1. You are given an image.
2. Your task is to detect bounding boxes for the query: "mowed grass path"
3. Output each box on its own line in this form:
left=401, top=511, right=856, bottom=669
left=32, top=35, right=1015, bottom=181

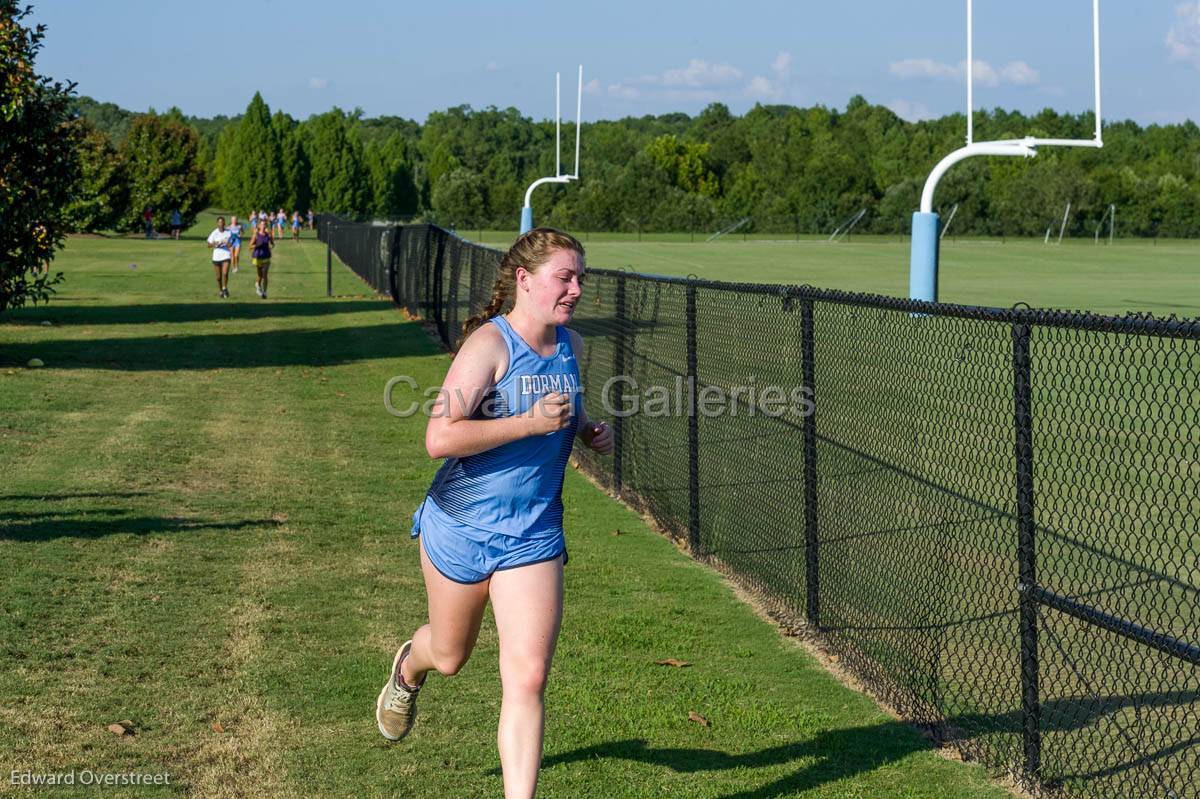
left=473, top=231, right=1200, bottom=318
left=1, top=230, right=1009, bottom=798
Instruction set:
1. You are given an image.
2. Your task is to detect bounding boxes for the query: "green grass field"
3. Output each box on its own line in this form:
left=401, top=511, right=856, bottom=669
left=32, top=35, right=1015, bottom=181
left=470, top=231, right=1199, bottom=319
left=0, top=229, right=1015, bottom=797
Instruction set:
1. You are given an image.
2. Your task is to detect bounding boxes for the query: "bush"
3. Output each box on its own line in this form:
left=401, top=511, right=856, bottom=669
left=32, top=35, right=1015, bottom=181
left=0, top=2, right=82, bottom=312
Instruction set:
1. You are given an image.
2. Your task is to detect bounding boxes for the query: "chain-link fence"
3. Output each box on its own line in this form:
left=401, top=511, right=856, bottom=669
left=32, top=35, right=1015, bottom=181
left=318, top=217, right=1199, bottom=798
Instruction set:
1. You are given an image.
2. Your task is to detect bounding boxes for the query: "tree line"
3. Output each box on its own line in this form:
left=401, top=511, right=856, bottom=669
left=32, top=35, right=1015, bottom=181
left=71, top=93, right=1200, bottom=239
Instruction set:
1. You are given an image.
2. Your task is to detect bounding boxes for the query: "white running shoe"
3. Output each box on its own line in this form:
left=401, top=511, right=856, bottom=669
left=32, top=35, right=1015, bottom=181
left=376, top=640, right=422, bottom=741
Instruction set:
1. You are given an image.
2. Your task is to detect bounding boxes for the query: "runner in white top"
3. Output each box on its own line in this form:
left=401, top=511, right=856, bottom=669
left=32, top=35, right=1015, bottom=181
left=206, top=216, right=233, bottom=298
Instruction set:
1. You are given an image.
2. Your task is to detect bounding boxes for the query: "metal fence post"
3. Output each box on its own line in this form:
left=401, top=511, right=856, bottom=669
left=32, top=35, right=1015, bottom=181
left=388, top=226, right=402, bottom=306
left=801, top=297, right=819, bottom=627
left=1012, top=319, right=1041, bottom=779
left=432, top=231, right=447, bottom=345
left=326, top=227, right=333, bottom=298
left=612, top=273, right=627, bottom=496
left=686, top=283, right=701, bottom=555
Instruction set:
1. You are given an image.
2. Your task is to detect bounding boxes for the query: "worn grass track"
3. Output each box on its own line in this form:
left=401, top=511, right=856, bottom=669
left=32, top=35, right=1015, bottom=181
left=0, top=228, right=1010, bottom=797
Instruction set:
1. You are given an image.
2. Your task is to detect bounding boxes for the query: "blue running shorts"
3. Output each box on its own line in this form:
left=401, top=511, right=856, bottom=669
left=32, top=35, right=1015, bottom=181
left=411, top=496, right=567, bottom=584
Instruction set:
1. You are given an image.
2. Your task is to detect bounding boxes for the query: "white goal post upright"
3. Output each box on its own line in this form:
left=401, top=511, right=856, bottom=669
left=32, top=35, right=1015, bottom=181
left=707, top=217, right=751, bottom=242
left=829, top=208, right=867, bottom=242
left=909, top=0, right=1103, bottom=302
left=521, top=66, right=583, bottom=234
left=939, top=203, right=960, bottom=240
left=1057, top=202, right=1072, bottom=244
left=1095, top=203, right=1115, bottom=244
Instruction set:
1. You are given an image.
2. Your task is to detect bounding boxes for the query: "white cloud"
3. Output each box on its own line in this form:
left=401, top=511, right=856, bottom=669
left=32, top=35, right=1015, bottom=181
left=584, top=78, right=601, bottom=94
left=485, top=61, right=503, bottom=72
left=745, top=75, right=782, bottom=100
left=604, top=55, right=794, bottom=107
left=608, top=83, right=640, bottom=100
left=1167, top=2, right=1200, bottom=68
left=890, top=58, right=958, bottom=81
left=889, top=58, right=1039, bottom=87
left=887, top=99, right=934, bottom=122
left=999, top=61, right=1039, bottom=85
left=971, top=60, right=999, bottom=86
left=638, top=59, right=743, bottom=88
left=309, top=77, right=328, bottom=90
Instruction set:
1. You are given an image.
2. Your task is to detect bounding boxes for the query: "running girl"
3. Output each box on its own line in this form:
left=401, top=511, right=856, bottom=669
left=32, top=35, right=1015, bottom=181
left=250, top=219, right=273, bottom=299
left=227, top=215, right=244, bottom=273
left=206, top=216, right=232, bottom=298
left=376, top=228, right=612, bottom=799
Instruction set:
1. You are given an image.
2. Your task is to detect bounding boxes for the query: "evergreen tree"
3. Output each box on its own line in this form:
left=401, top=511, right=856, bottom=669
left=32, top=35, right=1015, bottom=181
left=307, top=108, right=369, bottom=214
left=221, top=93, right=285, bottom=212
left=118, top=112, right=207, bottom=232
left=209, top=123, right=236, bottom=207
left=273, top=110, right=310, bottom=212
left=365, top=132, right=419, bottom=217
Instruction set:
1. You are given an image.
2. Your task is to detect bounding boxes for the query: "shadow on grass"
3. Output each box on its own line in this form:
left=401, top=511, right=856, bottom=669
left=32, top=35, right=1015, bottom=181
left=541, top=722, right=933, bottom=798
left=0, top=321, right=437, bottom=371
left=0, top=512, right=283, bottom=542
left=540, top=690, right=1198, bottom=798
left=0, top=491, right=153, bottom=501
left=19, top=300, right=391, bottom=327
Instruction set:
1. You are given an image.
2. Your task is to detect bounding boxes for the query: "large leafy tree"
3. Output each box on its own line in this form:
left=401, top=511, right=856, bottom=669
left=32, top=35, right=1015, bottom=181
left=430, top=167, right=485, bottom=226
left=0, top=1, right=82, bottom=312
left=63, top=117, right=129, bottom=232
left=307, top=108, right=369, bottom=214
left=646, top=134, right=719, bottom=197
left=119, top=111, right=207, bottom=233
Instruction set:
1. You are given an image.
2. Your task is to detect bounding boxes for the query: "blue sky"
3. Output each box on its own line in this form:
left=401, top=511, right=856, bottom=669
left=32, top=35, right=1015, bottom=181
left=30, top=1, right=1200, bottom=126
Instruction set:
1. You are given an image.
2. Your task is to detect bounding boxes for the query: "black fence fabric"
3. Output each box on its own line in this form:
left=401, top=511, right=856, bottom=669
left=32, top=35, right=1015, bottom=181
left=317, top=218, right=1199, bottom=798
left=319, top=215, right=398, bottom=298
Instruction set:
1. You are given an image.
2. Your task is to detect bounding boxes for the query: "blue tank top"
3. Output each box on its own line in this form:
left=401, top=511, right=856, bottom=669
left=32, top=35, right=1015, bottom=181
left=426, top=316, right=581, bottom=536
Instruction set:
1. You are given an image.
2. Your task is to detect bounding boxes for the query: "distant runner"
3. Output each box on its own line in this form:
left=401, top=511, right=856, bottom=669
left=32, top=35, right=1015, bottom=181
left=250, top=218, right=274, bottom=299
left=227, top=215, right=244, bottom=274
left=206, top=216, right=233, bottom=298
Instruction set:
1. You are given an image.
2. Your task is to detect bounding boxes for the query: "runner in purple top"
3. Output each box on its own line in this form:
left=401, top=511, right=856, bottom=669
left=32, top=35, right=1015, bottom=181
left=250, top=219, right=274, bottom=299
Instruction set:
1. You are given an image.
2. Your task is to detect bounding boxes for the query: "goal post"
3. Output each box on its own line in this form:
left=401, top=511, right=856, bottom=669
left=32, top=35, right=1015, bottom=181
left=521, top=66, right=583, bottom=234
left=909, top=0, right=1103, bottom=302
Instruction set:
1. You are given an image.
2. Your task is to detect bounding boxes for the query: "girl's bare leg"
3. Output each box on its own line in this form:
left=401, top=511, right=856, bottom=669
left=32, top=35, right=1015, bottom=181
left=489, top=556, right=563, bottom=799
left=402, top=538, right=490, bottom=685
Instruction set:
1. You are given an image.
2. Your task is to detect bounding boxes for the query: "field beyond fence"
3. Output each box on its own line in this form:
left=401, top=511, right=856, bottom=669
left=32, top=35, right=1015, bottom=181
left=321, top=216, right=1199, bottom=799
